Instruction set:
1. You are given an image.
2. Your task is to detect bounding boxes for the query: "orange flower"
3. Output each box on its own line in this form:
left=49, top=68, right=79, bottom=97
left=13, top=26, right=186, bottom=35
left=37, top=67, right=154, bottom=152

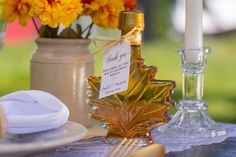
left=83, top=0, right=124, bottom=28
left=1, top=0, right=31, bottom=26
left=123, top=0, right=136, bottom=11
left=81, top=0, right=94, bottom=4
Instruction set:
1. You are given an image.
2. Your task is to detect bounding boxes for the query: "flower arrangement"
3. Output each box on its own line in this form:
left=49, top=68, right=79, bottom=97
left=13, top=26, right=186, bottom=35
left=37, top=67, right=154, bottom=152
left=0, top=0, right=136, bottom=38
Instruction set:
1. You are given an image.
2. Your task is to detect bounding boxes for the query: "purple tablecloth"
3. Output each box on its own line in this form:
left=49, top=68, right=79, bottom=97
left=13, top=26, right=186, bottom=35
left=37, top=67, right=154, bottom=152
left=29, top=123, right=236, bottom=157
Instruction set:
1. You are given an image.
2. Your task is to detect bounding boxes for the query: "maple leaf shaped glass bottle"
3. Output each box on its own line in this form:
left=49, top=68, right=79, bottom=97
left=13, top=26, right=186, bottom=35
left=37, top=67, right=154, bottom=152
left=88, top=11, right=176, bottom=144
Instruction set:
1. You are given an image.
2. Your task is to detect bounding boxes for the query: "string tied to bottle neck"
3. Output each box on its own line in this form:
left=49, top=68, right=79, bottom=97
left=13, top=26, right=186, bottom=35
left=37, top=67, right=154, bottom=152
left=75, top=26, right=142, bottom=63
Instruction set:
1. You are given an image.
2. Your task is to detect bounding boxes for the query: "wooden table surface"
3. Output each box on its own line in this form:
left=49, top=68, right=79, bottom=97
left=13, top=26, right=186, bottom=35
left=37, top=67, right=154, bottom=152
left=165, top=137, right=236, bottom=157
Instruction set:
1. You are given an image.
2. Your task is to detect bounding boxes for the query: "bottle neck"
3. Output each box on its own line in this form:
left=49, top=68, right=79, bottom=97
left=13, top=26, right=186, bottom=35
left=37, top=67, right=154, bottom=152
left=121, top=30, right=142, bottom=45
left=121, top=30, right=142, bottom=58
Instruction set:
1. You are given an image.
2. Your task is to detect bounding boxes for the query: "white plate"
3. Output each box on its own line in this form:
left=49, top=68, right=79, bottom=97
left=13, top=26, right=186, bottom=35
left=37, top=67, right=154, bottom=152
left=0, top=121, right=87, bottom=156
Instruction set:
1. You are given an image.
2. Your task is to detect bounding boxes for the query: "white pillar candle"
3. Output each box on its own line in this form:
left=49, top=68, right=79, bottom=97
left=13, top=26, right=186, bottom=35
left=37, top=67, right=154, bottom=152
left=185, top=0, right=203, bottom=63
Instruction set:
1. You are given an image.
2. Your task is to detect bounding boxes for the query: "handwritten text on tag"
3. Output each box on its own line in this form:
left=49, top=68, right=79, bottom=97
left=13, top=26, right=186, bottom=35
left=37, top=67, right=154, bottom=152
left=99, top=40, right=131, bottom=99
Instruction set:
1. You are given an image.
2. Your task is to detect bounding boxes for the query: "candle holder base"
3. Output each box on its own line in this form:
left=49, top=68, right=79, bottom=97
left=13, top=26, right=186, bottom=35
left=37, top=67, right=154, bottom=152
left=158, top=47, right=226, bottom=138
left=158, top=100, right=226, bottom=138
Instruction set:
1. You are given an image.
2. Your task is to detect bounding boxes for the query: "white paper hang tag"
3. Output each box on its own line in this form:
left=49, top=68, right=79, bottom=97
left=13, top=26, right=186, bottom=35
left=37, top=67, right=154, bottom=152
left=99, top=40, right=131, bottom=99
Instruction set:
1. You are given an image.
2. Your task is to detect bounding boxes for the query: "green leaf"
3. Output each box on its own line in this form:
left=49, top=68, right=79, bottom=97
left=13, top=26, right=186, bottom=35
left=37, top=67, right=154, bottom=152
left=39, top=25, right=58, bottom=38
left=58, top=27, right=82, bottom=39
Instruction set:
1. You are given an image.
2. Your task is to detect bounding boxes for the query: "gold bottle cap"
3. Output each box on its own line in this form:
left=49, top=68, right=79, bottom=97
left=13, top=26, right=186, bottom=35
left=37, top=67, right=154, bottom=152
left=118, top=11, right=144, bottom=30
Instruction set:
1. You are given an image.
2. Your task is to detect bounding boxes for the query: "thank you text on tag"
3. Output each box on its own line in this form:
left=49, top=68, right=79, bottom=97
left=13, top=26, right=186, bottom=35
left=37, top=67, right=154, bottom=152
left=99, top=40, right=131, bottom=99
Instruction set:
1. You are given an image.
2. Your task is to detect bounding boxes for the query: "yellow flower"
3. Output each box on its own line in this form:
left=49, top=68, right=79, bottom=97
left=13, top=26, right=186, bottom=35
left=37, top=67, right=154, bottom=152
left=60, top=0, right=83, bottom=27
left=1, top=0, right=31, bottom=26
left=83, top=0, right=124, bottom=28
left=29, top=0, right=83, bottom=28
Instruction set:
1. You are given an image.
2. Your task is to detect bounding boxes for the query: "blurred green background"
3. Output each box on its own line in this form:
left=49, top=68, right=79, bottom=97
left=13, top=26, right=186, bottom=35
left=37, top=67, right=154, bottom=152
left=0, top=0, right=236, bottom=123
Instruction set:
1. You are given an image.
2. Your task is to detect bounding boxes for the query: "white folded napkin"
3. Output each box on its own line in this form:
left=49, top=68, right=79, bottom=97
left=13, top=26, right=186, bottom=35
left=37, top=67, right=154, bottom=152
left=0, top=90, right=69, bottom=134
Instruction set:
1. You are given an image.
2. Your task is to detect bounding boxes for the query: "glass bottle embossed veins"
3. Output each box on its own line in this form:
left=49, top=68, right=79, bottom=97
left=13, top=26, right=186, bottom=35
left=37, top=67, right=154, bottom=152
left=88, top=11, right=176, bottom=144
